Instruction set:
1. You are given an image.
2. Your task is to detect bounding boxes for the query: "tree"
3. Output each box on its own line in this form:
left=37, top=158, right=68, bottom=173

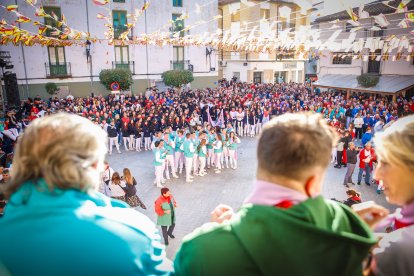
left=162, top=70, right=194, bottom=89
left=45, top=82, right=59, bottom=96
left=357, top=74, right=379, bottom=88
left=99, top=68, right=133, bottom=91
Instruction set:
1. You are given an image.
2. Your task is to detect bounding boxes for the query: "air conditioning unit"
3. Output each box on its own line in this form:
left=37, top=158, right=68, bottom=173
left=243, top=62, right=248, bottom=66
left=219, top=61, right=227, bottom=67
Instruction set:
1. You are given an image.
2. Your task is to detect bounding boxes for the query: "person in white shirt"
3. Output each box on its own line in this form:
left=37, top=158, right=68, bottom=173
left=99, top=162, right=114, bottom=197
left=109, top=172, right=126, bottom=201
left=235, top=108, right=245, bottom=137
left=230, top=107, right=237, bottom=130
left=354, top=114, right=364, bottom=141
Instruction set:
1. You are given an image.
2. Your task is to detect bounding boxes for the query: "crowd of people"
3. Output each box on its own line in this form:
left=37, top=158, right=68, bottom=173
left=0, top=111, right=413, bottom=276
left=0, top=80, right=413, bottom=216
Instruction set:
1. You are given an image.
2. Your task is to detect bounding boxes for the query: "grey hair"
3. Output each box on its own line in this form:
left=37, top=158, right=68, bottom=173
left=5, top=113, right=107, bottom=198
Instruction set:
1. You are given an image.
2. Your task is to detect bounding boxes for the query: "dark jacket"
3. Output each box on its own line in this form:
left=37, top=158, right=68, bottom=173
left=122, top=178, right=137, bottom=197
left=347, top=149, right=359, bottom=164
left=107, top=126, right=118, bottom=138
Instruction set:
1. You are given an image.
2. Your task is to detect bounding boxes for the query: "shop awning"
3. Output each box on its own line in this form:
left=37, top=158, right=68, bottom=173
left=312, top=74, right=414, bottom=95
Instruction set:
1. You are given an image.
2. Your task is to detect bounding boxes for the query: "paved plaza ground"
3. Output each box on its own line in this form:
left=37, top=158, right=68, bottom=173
left=107, top=137, right=396, bottom=259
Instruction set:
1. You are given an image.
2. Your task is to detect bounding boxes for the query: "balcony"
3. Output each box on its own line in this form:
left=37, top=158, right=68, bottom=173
left=112, top=61, right=135, bottom=74
left=170, top=60, right=190, bottom=70
left=45, top=62, right=71, bottom=78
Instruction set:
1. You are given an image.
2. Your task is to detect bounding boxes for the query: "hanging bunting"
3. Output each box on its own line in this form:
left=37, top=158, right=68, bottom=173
left=358, top=5, right=369, bottom=19
left=346, top=7, right=359, bottom=22
left=373, top=13, right=390, bottom=27
left=6, top=5, right=18, bottom=11
left=15, top=15, right=31, bottom=23
left=35, top=7, right=47, bottom=17
left=93, top=0, right=109, bottom=6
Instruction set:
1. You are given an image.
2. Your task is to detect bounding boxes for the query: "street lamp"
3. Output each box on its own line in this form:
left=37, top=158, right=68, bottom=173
left=85, top=40, right=93, bottom=95
left=85, top=40, right=91, bottom=62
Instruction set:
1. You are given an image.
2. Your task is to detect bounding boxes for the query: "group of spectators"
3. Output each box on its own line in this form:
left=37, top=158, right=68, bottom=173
left=0, top=79, right=412, bottom=217
left=1, top=79, right=412, bottom=158
left=0, top=109, right=413, bottom=275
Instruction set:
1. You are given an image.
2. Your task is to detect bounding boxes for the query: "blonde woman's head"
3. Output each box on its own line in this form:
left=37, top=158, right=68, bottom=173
left=374, top=115, right=414, bottom=205
left=123, top=168, right=133, bottom=185
left=6, top=113, right=107, bottom=197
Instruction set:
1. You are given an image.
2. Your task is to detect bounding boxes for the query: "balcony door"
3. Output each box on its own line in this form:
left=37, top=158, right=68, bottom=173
left=368, top=50, right=381, bottom=74
left=48, top=46, right=67, bottom=76
left=115, top=46, right=129, bottom=69
left=173, top=46, right=184, bottom=70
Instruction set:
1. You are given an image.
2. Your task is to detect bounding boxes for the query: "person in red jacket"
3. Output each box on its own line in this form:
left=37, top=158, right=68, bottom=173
left=357, top=142, right=376, bottom=185
left=155, top=188, right=177, bottom=246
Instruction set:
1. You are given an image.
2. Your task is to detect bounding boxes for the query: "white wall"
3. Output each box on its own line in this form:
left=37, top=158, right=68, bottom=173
left=317, top=12, right=414, bottom=77
left=223, top=60, right=305, bottom=83
left=1, top=0, right=218, bottom=88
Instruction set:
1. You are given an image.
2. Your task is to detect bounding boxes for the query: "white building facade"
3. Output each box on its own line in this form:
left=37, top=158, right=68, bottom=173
left=0, top=0, right=218, bottom=99
left=218, top=0, right=310, bottom=84
left=314, top=2, right=414, bottom=77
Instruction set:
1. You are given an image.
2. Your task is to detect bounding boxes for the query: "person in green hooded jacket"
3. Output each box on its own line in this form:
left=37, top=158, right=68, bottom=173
left=174, top=112, right=377, bottom=276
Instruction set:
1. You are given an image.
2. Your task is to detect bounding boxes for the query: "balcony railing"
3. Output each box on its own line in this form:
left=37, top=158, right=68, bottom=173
left=112, top=61, right=135, bottom=74
left=170, top=60, right=190, bottom=70
left=45, top=62, right=71, bottom=78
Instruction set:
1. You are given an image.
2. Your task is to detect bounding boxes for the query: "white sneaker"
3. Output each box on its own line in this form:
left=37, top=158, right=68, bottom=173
left=118, top=150, right=121, bottom=154
left=215, top=170, right=221, bottom=174
left=173, top=175, right=179, bottom=179
left=186, top=179, right=193, bottom=183
left=166, top=177, right=171, bottom=180
left=157, top=184, right=165, bottom=188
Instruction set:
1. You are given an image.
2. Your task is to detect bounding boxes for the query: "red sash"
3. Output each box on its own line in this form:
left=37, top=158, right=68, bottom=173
left=394, top=219, right=414, bottom=230
left=274, top=200, right=294, bottom=209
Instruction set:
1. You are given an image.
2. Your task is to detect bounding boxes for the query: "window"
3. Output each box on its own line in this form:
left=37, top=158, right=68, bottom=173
left=172, top=14, right=184, bottom=37
left=115, top=46, right=129, bottom=67
left=231, top=10, right=240, bottom=22
left=253, top=72, right=262, bottom=83
left=48, top=46, right=67, bottom=76
left=173, top=0, right=182, bottom=7
left=44, top=7, right=61, bottom=37
left=113, top=10, right=127, bottom=39
left=260, top=9, right=270, bottom=20
left=345, top=22, right=353, bottom=32
left=332, top=53, right=352, bottom=64
left=173, top=46, right=184, bottom=70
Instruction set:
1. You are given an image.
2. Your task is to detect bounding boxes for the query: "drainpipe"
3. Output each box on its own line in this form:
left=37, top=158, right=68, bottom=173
left=15, top=0, right=29, bottom=98
left=218, top=7, right=224, bottom=62
left=144, top=0, right=150, bottom=89
left=85, top=0, right=93, bottom=95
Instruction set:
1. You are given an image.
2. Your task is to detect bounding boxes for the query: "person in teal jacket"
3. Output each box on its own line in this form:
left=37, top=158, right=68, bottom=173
left=0, top=113, right=173, bottom=276
left=174, top=113, right=377, bottom=276
left=174, top=130, right=185, bottom=175
left=183, top=132, right=195, bottom=182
